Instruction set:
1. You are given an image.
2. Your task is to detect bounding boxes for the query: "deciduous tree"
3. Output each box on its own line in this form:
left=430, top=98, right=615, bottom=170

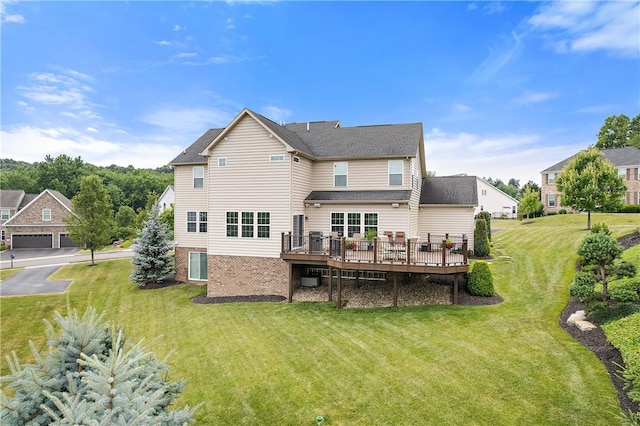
left=556, top=148, right=626, bottom=229
left=63, top=175, right=114, bottom=265
left=595, top=114, right=640, bottom=149
left=519, top=187, right=543, bottom=219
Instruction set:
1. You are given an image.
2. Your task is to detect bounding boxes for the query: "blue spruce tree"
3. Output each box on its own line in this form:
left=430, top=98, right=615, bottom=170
left=1, top=306, right=197, bottom=425
left=130, top=203, right=175, bottom=287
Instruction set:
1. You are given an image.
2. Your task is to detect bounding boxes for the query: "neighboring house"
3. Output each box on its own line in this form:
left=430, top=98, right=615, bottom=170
left=541, top=146, right=640, bottom=213
left=170, top=108, right=477, bottom=303
left=157, top=185, right=175, bottom=212
left=474, top=177, right=519, bottom=218
left=1, top=189, right=28, bottom=243
left=1, top=189, right=77, bottom=249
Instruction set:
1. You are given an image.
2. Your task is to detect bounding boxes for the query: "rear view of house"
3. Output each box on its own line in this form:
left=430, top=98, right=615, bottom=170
left=170, top=108, right=477, bottom=303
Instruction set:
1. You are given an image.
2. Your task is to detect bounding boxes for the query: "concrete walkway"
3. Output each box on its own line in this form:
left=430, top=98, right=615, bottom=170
left=0, top=266, right=72, bottom=296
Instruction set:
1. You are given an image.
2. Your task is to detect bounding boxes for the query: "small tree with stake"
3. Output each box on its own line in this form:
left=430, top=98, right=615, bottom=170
left=130, top=203, right=174, bottom=287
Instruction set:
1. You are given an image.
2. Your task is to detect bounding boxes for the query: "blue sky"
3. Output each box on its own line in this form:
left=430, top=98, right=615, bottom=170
left=1, top=1, right=638, bottom=185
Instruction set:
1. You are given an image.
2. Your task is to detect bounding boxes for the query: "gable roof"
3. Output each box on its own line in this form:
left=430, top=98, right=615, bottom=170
left=541, top=146, right=640, bottom=173
left=420, top=176, right=478, bottom=206
left=0, top=189, right=26, bottom=209
left=305, top=190, right=412, bottom=203
left=3, top=189, right=73, bottom=225
left=476, top=177, right=520, bottom=204
left=172, top=108, right=423, bottom=164
left=169, top=128, right=224, bottom=165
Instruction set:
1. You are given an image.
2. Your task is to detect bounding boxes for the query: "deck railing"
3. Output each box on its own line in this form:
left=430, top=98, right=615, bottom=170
left=281, top=232, right=468, bottom=267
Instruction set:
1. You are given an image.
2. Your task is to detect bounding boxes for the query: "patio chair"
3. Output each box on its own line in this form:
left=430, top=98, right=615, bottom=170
left=395, top=231, right=406, bottom=245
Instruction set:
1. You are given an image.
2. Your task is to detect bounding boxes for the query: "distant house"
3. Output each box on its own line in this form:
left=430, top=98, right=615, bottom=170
left=541, top=146, right=640, bottom=213
left=475, top=177, right=519, bottom=218
left=1, top=189, right=77, bottom=249
left=157, top=185, right=175, bottom=212
left=169, top=108, right=478, bottom=304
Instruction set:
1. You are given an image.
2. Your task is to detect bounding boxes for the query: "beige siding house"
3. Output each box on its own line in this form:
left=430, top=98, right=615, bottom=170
left=170, top=108, right=478, bottom=303
left=541, top=146, right=640, bottom=213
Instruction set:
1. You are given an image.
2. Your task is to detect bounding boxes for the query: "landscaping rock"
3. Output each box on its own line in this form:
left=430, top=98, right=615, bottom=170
left=575, top=320, right=597, bottom=331
left=566, top=310, right=587, bottom=325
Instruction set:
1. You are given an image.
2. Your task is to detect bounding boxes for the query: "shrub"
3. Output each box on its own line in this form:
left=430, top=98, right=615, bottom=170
left=476, top=211, right=492, bottom=241
left=467, top=261, right=494, bottom=296
left=559, top=209, right=567, bottom=214
left=586, top=302, right=640, bottom=324
left=570, top=271, right=597, bottom=302
left=575, top=271, right=597, bottom=287
left=614, top=261, right=638, bottom=279
left=591, top=222, right=611, bottom=235
left=547, top=211, right=557, bottom=216
left=473, top=218, right=490, bottom=257
left=610, top=286, right=639, bottom=303
left=620, top=204, right=640, bottom=213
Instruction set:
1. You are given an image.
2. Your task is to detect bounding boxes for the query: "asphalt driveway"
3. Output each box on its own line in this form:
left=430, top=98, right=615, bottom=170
left=0, top=266, right=72, bottom=296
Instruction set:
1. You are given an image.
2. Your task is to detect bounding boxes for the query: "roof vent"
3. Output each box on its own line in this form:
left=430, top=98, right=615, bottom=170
left=307, top=122, right=310, bottom=132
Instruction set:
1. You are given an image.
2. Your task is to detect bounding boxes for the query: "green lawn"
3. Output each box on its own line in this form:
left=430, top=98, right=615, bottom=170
left=2, top=213, right=639, bottom=425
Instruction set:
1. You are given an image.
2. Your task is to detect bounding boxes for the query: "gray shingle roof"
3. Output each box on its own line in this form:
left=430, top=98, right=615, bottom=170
left=48, top=189, right=72, bottom=210
left=0, top=190, right=26, bottom=209
left=305, top=190, right=412, bottom=203
left=420, top=176, right=478, bottom=205
left=541, top=146, right=640, bottom=173
left=169, top=128, right=224, bottom=165
left=171, top=108, right=423, bottom=164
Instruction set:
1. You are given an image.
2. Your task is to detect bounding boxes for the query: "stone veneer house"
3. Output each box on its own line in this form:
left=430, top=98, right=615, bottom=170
left=1, top=189, right=76, bottom=249
left=170, top=108, right=478, bottom=303
left=541, top=146, right=640, bottom=213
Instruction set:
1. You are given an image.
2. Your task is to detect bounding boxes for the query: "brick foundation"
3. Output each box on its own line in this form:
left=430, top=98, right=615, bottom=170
left=174, top=246, right=207, bottom=284
left=208, top=255, right=289, bottom=297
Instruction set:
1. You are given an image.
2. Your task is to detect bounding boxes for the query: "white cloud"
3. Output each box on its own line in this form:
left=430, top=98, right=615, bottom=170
left=469, top=31, right=522, bottom=83
left=452, top=103, right=471, bottom=113
left=261, top=105, right=291, bottom=123
left=175, top=52, right=197, bottom=58
left=423, top=128, right=586, bottom=184
left=87, top=126, right=98, bottom=133
left=173, top=24, right=184, bottom=31
left=3, top=13, right=24, bottom=23
left=528, top=1, right=640, bottom=57
left=226, top=18, right=235, bottom=29
left=467, top=3, right=477, bottom=11
left=139, top=106, right=234, bottom=133
left=0, top=126, right=181, bottom=168
left=153, top=40, right=172, bottom=46
left=514, top=91, right=556, bottom=105
left=483, top=2, right=505, bottom=15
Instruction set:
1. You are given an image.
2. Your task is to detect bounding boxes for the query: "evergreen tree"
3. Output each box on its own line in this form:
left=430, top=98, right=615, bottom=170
left=0, top=306, right=196, bottom=425
left=63, top=175, right=115, bottom=265
left=474, top=218, right=490, bottom=257
left=130, top=203, right=175, bottom=287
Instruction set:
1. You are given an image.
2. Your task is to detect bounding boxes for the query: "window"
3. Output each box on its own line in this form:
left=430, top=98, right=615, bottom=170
left=619, top=167, right=627, bottom=179
left=242, top=212, right=254, bottom=238
left=218, top=157, right=227, bottom=167
left=188, top=252, right=207, bottom=280
left=226, top=212, right=238, bottom=237
left=1, top=230, right=4, bottom=241
left=481, top=189, right=487, bottom=196
left=347, top=213, right=361, bottom=237
left=293, top=156, right=301, bottom=164
left=193, top=166, right=204, bottom=188
left=548, top=193, right=556, bottom=207
left=334, top=162, right=347, bottom=187
left=187, top=212, right=207, bottom=233
left=199, top=212, right=208, bottom=232
left=187, top=211, right=197, bottom=232
left=1, top=209, right=9, bottom=220
left=257, top=212, right=270, bottom=238
left=547, top=173, right=555, bottom=185
left=331, top=212, right=345, bottom=236
left=42, top=209, right=52, bottom=221
left=388, top=160, right=403, bottom=186
left=270, top=154, right=285, bottom=162
left=637, top=192, right=640, bottom=204
left=364, top=213, right=378, bottom=236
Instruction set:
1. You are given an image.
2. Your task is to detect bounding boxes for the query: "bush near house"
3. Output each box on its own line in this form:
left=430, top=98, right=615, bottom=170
left=473, top=218, right=490, bottom=257
left=467, top=261, right=494, bottom=296
left=476, top=211, right=492, bottom=241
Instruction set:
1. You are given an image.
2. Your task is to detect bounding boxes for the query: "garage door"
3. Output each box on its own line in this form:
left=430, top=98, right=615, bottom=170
left=60, top=234, right=78, bottom=248
left=12, top=234, right=53, bottom=249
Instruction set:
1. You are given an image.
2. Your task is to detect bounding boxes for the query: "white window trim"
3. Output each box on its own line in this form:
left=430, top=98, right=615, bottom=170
left=193, top=166, right=204, bottom=188
left=218, top=157, right=227, bottom=167
left=293, top=156, right=301, bottom=164
left=331, top=212, right=379, bottom=238
left=334, top=162, right=348, bottom=187
left=226, top=211, right=270, bottom=238
left=187, top=211, right=197, bottom=232
left=188, top=251, right=208, bottom=281
left=42, top=209, right=52, bottom=222
left=257, top=212, right=271, bottom=238
left=226, top=212, right=239, bottom=237
left=1, top=209, right=9, bottom=220
left=548, top=193, right=556, bottom=207
left=388, top=160, right=404, bottom=187
left=270, top=154, right=285, bottom=162
left=548, top=173, right=555, bottom=185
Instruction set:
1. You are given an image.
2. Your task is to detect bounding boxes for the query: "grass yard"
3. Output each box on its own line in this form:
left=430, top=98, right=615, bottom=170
left=1, top=213, right=639, bottom=425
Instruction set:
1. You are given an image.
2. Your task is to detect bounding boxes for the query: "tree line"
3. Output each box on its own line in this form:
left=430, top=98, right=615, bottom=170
left=0, top=154, right=173, bottom=214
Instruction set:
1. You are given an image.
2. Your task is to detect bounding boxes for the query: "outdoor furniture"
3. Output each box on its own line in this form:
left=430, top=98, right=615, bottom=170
left=395, top=231, right=405, bottom=245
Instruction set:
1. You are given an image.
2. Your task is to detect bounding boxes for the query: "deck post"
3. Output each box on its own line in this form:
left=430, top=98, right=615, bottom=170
left=453, top=274, right=459, bottom=305
left=441, top=240, right=446, bottom=266
left=393, top=272, right=398, bottom=307
left=328, top=266, right=333, bottom=302
left=287, top=262, right=293, bottom=303
left=337, top=269, right=342, bottom=309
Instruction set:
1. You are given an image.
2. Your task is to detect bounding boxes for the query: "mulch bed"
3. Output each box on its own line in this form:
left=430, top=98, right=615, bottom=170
left=191, top=294, right=286, bottom=304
